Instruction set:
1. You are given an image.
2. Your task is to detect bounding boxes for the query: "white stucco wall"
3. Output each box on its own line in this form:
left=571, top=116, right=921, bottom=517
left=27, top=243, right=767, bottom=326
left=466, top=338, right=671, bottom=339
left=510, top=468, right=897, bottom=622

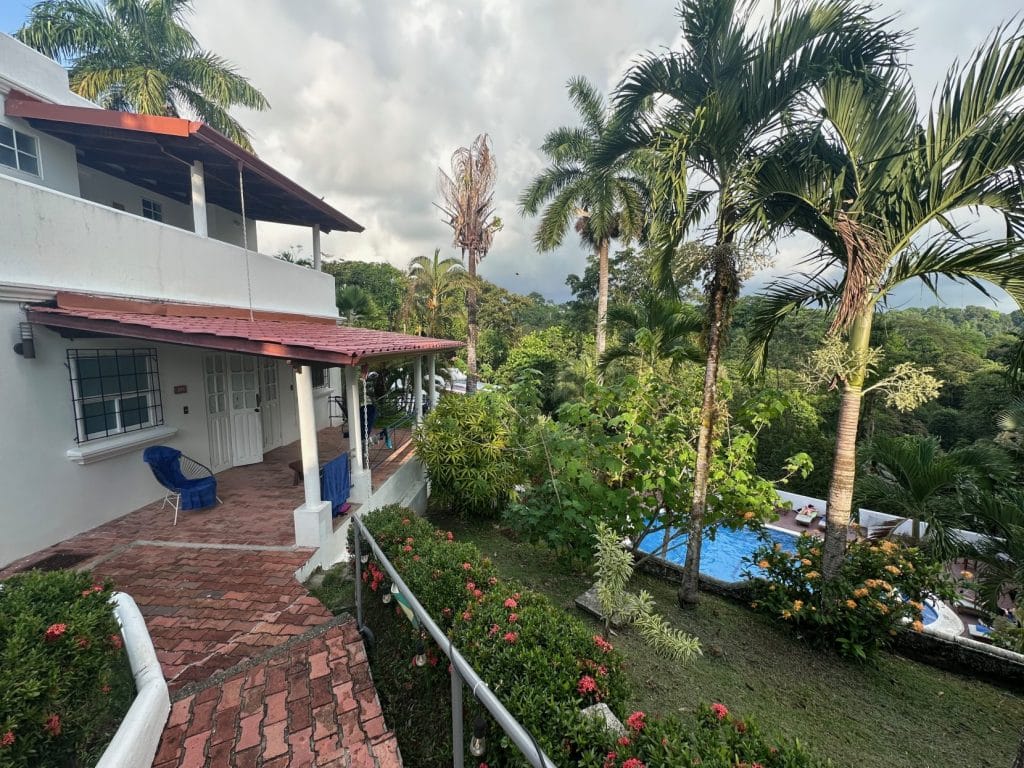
left=0, top=33, right=96, bottom=108
left=0, top=304, right=334, bottom=568
left=0, top=174, right=336, bottom=316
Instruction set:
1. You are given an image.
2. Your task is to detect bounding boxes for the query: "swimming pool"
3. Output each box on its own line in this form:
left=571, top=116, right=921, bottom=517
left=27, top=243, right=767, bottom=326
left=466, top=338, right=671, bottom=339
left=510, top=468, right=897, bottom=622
left=637, top=525, right=946, bottom=627
left=636, top=525, right=798, bottom=582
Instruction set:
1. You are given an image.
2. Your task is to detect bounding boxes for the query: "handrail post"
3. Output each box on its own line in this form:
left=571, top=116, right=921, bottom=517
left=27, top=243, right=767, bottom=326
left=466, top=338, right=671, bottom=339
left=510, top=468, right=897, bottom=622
left=451, top=666, right=464, bottom=768
left=354, top=523, right=363, bottom=629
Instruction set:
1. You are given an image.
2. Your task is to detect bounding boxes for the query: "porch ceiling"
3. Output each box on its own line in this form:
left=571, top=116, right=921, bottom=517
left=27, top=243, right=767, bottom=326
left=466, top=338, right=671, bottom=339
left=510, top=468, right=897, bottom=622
left=4, top=91, right=362, bottom=233
left=27, top=293, right=463, bottom=366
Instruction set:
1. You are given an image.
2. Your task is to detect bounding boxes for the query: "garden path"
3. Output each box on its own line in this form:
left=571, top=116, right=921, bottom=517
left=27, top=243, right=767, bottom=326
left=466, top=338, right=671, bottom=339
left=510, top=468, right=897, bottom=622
left=1, top=427, right=404, bottom=767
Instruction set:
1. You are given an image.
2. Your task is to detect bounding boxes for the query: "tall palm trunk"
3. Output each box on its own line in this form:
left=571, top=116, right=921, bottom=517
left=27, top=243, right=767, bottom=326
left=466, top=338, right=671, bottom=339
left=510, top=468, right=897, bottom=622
left=679, top=245, right=734, bottom=605
left=822, top=307, right=873, bottom=579
left=466, top=249, right=479, bottom=393
left=595, top=237, right=611, bottom=363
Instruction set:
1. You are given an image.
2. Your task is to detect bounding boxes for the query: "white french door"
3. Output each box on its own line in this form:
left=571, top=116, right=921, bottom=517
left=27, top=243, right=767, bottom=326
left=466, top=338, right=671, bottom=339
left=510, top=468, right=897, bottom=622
left=203, top=353, right=232, bottom=473
left=227, top=353, right=263, bottom=466
left=259, top=358, right=283, bottom=451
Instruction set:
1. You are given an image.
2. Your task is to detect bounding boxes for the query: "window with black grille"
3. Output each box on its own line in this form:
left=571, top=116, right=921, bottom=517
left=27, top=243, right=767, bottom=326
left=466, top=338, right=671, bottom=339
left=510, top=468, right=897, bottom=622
left=67, top=349, right=163, bottom=442
left=312, top=364, right=329, bottom=389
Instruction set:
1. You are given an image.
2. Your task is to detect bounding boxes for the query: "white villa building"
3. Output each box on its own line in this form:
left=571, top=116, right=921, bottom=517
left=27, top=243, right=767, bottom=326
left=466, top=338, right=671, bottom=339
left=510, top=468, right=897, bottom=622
left=0, top=33, right=455, bottom=571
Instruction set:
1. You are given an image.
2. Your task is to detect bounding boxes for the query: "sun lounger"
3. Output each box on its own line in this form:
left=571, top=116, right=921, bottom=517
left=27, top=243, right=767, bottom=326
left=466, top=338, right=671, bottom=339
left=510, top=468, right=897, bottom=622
left=967, top=623, right=992, bottom=641
left=795, top=510, right=818, bottom=526
left=955, top=595, right=988, bottom=618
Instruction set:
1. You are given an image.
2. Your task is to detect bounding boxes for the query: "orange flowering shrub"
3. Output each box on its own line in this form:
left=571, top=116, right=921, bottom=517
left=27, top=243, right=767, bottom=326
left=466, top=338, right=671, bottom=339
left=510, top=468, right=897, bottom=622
left=0, top=570, right=133, bottom=767
left=748, top=535, right=953, bottom=660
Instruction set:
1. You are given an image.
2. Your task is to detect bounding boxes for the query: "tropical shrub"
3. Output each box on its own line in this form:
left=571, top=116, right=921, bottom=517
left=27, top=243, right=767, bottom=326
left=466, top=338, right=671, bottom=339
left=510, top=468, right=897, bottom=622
left=413, top=390, right=526, bottom=516
left=593, top=522, right=701, bottom=662
left=493, top=327, right=576, bottom=412
left=0, top=570, right=134, bottom=768
left=507, top=372, right=802, bottom=564
left=747, top=536, right=954, bottom=660
left=360, top=505, right=824, bottom=768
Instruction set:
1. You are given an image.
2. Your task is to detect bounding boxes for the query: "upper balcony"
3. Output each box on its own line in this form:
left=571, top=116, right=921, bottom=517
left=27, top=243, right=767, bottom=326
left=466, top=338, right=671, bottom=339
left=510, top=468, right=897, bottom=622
left=0, top=89, right=362, bottom=318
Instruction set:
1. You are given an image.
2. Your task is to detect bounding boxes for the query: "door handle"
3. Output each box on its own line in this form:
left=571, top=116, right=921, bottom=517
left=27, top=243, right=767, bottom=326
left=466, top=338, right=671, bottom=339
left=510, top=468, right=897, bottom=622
left=255, top=408, right=260, bottom=413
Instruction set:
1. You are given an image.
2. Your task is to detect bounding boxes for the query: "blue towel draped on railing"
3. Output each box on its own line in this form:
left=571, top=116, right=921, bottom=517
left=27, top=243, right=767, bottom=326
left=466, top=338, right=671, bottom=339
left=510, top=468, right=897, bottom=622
left=320, top=452, right=351, bottom=517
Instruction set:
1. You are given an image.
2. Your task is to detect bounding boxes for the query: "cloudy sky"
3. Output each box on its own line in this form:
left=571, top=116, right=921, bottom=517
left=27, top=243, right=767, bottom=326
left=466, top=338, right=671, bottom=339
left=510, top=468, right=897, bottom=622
left=1, top=1, right=1019, bottom=307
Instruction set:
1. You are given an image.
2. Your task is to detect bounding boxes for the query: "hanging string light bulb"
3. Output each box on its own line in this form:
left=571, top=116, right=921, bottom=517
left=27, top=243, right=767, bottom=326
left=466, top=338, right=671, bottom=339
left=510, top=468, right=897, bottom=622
left=469, top=714, right=487, bottom=757
left=360, top=552, right=370, bottom=564
left=382, top=583, right=392, bottom=604
left=414, top=637, right=427, bottom=668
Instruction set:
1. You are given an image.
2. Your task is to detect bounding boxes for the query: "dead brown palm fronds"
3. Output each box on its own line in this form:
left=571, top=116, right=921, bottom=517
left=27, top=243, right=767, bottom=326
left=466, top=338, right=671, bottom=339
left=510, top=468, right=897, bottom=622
left=436, top=134, right=501, bottom=391
left=830, top=211, right=886, bottom=333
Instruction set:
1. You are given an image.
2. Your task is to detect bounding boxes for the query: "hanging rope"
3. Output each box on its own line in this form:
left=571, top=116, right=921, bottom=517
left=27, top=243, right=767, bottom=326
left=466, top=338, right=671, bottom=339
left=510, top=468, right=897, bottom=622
left=238, top=161, right=255, bottom=321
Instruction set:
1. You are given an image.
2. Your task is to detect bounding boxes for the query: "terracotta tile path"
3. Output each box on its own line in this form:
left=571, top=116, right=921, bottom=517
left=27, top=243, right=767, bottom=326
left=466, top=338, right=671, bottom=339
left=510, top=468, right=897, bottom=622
left=1, top=426, right=407, bottom=766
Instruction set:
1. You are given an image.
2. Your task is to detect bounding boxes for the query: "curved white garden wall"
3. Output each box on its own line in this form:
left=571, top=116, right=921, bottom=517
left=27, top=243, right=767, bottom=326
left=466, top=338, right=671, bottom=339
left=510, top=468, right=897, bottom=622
left=96, top=593, right=170, bottom=768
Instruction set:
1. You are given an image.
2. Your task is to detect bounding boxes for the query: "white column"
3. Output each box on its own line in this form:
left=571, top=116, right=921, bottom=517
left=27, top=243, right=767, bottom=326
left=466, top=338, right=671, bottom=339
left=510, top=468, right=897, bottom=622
left=312, top=224, right=322, bottom=271
left=413, top=356, right=424, bottom=424
left=190, top=161, right=208, bottom=238
left=293, top=364, right=330, bottom=547
left=345, top=365, right=371, bottom=502
left=427, top=354, right=437, bottom=413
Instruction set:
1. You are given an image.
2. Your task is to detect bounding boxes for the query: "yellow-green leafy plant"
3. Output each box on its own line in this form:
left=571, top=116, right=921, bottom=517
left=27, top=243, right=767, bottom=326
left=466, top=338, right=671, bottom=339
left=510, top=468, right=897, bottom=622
left=593, top=522, right=701, bottom=662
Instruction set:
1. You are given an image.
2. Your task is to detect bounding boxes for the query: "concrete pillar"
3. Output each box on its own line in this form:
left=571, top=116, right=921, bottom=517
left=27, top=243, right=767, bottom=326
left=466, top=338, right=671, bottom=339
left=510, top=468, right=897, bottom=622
left=293, top=365, right=330, bottom=547
left=190, top=161, right=208, bottom=238
left=312, top=224, right=322, bottom=271
left=413, top=356, right=424, bottom=424
left=428, top=354, right=437, bottom=413
left=344, top=365, right=372, bottom=502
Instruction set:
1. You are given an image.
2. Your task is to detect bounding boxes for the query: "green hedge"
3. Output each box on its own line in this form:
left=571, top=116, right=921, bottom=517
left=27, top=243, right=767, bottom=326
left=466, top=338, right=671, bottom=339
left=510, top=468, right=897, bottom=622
left=0, top=570, right=134, bottom=768
left=362, top=505, right=827, bottom=768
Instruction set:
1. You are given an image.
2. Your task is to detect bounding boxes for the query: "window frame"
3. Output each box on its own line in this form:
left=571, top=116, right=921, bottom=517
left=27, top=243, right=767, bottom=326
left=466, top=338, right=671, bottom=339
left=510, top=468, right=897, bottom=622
left=141, top=197, right=163, bottom=222
left=67, top=348, right=165, bottom=443
left=0, top=123, right=41, bottom=177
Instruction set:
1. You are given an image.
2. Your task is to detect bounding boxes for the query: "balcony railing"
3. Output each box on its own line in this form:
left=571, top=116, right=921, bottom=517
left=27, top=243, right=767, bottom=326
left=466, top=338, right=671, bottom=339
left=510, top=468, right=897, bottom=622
left=352, top=515, right=557, bottom=768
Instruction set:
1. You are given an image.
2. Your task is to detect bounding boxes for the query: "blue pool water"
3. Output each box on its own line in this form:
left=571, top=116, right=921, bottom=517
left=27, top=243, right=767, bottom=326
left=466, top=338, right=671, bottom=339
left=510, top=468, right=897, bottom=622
left=637, top=525, right=799, bottom=583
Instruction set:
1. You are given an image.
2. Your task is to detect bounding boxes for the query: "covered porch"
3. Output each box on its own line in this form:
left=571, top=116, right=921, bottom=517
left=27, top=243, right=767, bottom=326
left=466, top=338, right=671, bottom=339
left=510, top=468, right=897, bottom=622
left=24, top=291, right=461, bottom=569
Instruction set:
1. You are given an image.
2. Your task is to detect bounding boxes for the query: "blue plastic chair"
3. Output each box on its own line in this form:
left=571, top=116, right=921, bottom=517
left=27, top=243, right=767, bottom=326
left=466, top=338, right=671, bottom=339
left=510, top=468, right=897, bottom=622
left=142, top=446, right=219, bottom=525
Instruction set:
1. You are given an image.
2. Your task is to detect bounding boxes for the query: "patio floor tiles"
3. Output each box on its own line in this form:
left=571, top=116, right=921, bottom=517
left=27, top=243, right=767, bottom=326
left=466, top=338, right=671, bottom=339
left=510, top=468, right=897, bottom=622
left=88, top=544, right=333, bottom=691
left=153, top=621, right=400, bottom=768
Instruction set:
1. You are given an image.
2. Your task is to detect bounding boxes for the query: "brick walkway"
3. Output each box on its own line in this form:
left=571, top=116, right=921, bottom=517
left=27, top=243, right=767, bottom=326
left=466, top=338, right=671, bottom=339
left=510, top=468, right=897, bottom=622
left=1, top=426, right=406, bottom=766
left=155, top=622, right=399, bottom=768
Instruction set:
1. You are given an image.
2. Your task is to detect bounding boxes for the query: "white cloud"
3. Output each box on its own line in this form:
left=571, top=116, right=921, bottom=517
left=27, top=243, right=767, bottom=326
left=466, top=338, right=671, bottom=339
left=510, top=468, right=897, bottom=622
left=185, top=0, right=1016, bottom=306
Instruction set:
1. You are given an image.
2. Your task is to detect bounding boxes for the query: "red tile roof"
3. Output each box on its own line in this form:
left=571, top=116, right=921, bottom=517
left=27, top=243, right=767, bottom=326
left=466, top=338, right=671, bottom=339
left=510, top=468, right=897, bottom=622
left=27, top=303, right=462, bottom=365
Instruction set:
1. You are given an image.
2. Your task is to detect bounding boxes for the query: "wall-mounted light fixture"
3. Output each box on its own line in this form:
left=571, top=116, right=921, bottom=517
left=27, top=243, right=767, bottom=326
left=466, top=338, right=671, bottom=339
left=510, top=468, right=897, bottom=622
left=13, top=323, right=35, bottom=359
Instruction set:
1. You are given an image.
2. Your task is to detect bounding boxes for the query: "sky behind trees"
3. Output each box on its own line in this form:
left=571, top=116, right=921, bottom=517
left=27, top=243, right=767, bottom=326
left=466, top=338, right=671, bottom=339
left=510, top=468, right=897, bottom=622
left=2, top=0, right=1019, bottom=308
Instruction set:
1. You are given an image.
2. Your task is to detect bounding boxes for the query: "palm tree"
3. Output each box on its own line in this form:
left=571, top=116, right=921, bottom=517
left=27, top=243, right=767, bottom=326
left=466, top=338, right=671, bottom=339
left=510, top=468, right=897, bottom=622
left=606, top=0, right=902, bottom=604
left=747, top=29, right=1024, bottom=579
left=437, top=134, right=501, bottom=393
left=858, top=436, right=1005, bottom=561
left=17, top=0, right=268, bottom=150
left=336, top=284, right=375, bottom=325
left=600, top=296, right=703, bottom=374
left=519, top=76, right=647, bottom=364
left=403, top=248, right=466, bottom=338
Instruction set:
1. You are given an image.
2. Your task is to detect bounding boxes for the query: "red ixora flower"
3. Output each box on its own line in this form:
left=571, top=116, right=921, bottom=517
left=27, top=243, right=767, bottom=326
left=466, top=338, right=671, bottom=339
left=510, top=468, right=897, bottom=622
left=577, top=675, right=598, bottom=695
left=462, top=562, right=473, bottom=571
left=503, top=631, right=518, bottom=644
left=602, top=752, right=617, bottom=768
left=44, top=623, right=67, bottom=642
left=446, top=531, right=455, bottom=541
left=593, top=634, right=614, bottom=653
left=626, top=711, right=646, bottom=731
left=489, top=624, right=500, bottom=637
left=401, top=518, right=411, bottom=525
left=402, top=545, right=412, bottom=553
left=76, top=636, right=90, bottom=649
left=101, top=684, right=111, bottom=694
left=462, top=611, right=473, bottom=622
left=109, top=633, right=124, bottom=650
left=622, top=759, right=645, bottom=768
left=710, top=702, right=729, bottom=721
left=507, top=613, right=518, bottom=623
left=487, top=576, right=498, bottom=586
left=43, top=714, right=61, bottom=736
left=81, top=584, right=103, bottom=597
left=617, top=735, right=631, bottom=746
left=1, top=731, right=14, bottom=747
left=503, top=597, right=518, bottom=609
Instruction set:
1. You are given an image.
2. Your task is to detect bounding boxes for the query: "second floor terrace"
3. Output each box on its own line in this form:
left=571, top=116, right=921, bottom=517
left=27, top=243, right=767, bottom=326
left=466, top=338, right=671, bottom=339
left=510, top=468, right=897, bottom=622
left=1, top=50, right=361, bottom=316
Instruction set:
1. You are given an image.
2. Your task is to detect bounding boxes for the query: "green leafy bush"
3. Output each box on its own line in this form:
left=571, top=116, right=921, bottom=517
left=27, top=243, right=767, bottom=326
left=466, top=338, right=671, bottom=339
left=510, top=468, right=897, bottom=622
left=747, top=536, right=954, bottom=660
left=361, top=505, right=825, bottom=768
left=0, top=570, right=134, bottom=768
left=413, top=391, right=526, bottom=517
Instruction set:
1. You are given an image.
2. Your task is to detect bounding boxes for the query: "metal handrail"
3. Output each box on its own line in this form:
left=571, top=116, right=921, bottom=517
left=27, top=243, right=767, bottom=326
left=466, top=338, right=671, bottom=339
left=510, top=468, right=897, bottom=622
left=352, top=514, right=557, bottom=768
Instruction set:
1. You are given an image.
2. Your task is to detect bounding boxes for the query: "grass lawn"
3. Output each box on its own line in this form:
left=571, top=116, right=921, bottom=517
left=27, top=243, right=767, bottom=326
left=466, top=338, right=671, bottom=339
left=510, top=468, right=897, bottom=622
left=429, top=512, right=1023, bottom=768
